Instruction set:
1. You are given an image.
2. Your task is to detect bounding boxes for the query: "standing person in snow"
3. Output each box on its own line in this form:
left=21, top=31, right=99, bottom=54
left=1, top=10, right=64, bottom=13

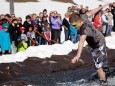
left=62, top=13, right=70, bottom=41
left=27, top=25, right=36, bottom=46
left=0, top=23, right=11, bottom=55
left=50, top=11, right=62, bottom=43
left=8, top=19, right=21, bottom=54
left=17, top=27, right=28, bottom=52
left=43, top=23, right=51, bottom=45
left=70, top=4, right=110, bottom=85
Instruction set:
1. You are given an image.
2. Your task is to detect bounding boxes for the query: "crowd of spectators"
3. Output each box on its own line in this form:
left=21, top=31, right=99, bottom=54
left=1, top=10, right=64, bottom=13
left=0, top=2, right=115, bottom=55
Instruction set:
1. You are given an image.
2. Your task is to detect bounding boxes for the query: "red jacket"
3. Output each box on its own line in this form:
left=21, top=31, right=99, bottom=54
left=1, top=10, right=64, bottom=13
left=93, top=15, right=102, bottom=30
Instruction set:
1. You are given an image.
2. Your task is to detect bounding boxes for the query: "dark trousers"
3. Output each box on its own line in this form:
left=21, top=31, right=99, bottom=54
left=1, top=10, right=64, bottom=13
left=64, top=29, right=70, bottom=41
left=52, top=29, right=61, bottom=44
left=113, top=19, right=115, bottom=32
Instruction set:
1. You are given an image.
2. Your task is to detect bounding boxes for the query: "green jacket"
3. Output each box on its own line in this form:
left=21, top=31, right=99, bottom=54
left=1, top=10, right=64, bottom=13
left=18, top=42, right=28, bottom=52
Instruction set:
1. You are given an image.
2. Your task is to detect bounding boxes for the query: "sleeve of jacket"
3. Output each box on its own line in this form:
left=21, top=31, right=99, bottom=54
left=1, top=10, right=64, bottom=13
left=57, top=18, right=62, bottom=25
left=7, top=33, right=11, bottom=50
left=51, top=17, right=58, bottom=25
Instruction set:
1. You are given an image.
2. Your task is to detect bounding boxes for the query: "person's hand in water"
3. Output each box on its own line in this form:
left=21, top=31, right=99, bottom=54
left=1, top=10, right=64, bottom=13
left=71, top=55, right=80, bottom=64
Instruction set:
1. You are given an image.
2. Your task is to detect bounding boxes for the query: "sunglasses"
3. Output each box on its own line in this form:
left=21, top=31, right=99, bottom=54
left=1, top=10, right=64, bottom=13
left=4, top=27, right=8, bottom=29
left=72, top=21, right=81, bottom=27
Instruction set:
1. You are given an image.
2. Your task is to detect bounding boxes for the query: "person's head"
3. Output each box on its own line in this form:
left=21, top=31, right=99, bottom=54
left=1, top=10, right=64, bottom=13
left=106, top=8, right=109, bottom=13
left=97, top=10, right=103, bottom=16
left=26, top=15, right=31, bottom=21
left=85, top=6, right=89, bottom=12
left=1, top=18, right=8, bottom=24
left=20, top=27, right=25, bottom=33
left=32, top=13, right=37, bottom=19
left=39, top=12, right=43, bottom=18
left=44, top=23, right=50, bottom=29
left=11, top=14, right=15, bottom=19
left=28, top=25, right=34, bottom=32
left=81, top=8, right=86, bottom=14
left=42, top=16, right=47, bottom=21
left=43, top=9, right=47, bottom=14
left=113, top=2, right=115, bottom=7
left=74, top=5, right=79, bottom=10
left=50, top=11, right=55, bottom=17
left=0, top=14, right=5, bottom=19
left=80, top=5, right=83, bottom=9
left=65, top=13, right=68, bottom=18
left=12, top=19, right=18, bottom=27
left=2, top=23, right=9, bottom=31
left=58, top=14, right=61, bottom=19
left=53, top=11, right=58, bottom=17
left=68, top=7, right=72, bottom=12
left=69, top=13, right=84, bottom=29
left=5, top=14, right=11, bottom=20
left=17, top=17, right=22, bottom=24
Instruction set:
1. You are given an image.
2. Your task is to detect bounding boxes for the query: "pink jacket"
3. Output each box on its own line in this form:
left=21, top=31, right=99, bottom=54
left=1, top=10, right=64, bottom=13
left=0, top=25, right=2, bottom=31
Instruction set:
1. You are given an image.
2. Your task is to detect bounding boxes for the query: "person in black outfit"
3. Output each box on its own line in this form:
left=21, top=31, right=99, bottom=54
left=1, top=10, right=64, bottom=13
left=62, top=13, right=70, bottom=41
left=23, top=15, right=33, bottom=34
left=8, top=19, right=21, bottom=47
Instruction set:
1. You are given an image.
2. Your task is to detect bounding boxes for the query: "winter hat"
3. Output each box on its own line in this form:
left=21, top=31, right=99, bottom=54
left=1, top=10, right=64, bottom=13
left=2, top=23, right=9, bottom=29
left=20, top=27, right=25, bottom=33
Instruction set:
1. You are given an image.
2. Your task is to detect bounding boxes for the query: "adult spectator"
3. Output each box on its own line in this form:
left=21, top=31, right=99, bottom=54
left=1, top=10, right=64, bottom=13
left=0, top=23, right=11, bottom=55
left=50, top=11, right=62, bottom=43
left=62, top=13, right=70, bottom=41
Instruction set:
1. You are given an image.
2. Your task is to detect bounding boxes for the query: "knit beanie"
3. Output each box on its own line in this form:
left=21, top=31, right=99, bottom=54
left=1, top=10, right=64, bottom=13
left=2, top=23, right=9, bottom=29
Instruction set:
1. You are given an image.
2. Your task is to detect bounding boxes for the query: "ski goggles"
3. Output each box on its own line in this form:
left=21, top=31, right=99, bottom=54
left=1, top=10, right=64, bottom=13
left=72, top=21, right=81, bottom=27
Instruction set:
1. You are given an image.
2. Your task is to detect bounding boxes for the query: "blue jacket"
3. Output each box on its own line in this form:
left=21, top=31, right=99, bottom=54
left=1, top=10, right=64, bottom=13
left=69, top=24, right=77, bottom=35
left=0, top=30, right=11, bottom=52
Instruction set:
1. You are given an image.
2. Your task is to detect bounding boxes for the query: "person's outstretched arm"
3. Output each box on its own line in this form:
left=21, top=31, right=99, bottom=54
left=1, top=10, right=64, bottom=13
left=86, top=4, right=109, bottom=17
left=71, top=35, right=86, bottom=63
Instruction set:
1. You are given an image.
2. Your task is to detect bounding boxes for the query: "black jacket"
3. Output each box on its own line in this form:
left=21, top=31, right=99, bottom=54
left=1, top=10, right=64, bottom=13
left=111, top=7, right=115, bottom=20
left=62, top=18, right=70, bottom=29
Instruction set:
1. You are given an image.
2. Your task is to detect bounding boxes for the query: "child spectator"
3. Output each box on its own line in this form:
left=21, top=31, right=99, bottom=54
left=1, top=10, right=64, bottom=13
left=17, top=36, right=28, bottom=52
left=43, top=23, right=51, bottom=45
left=27, top=25, right=37, bottom=46
left=0, top=23, right=11, bottom=55
left=69, top=24, right=78, bottom=44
